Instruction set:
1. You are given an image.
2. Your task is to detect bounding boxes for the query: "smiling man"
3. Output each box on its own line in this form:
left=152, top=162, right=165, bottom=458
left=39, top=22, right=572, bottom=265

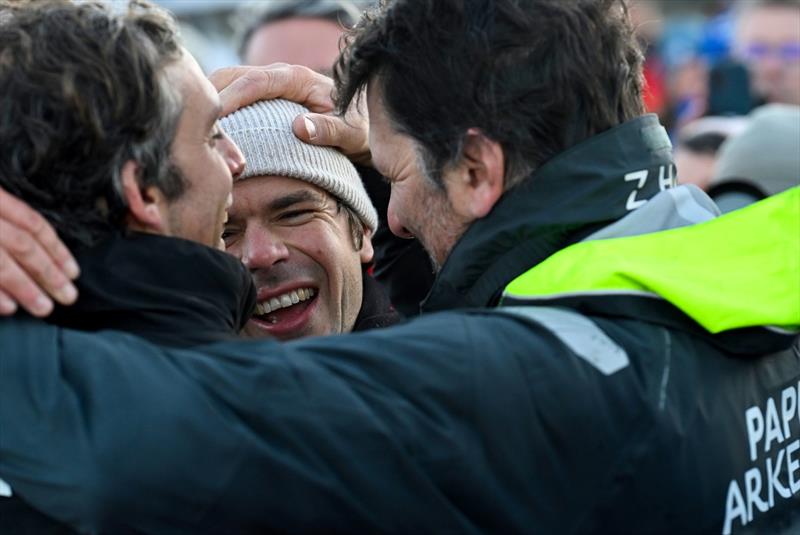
left=0, top=0, right=248, bottom=530
left=219, top=99, right=397, bottom=340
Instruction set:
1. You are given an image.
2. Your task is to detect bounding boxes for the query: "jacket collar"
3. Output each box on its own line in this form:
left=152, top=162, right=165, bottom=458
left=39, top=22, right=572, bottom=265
left=48, top=232, right=256, bottom=347
left=353, top=268, right=402, bottom=332
left=422, top=114, right=674, bottom=313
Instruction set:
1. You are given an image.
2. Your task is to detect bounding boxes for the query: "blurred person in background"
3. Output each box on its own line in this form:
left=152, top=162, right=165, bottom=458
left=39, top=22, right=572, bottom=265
left=708, top=103, right=800, bottom=212
left=236, top=0, right=360, bottom=74
left=674, top=115, right=748, bottom=190
left=674, top=131, right=727, bottom=190
left=733, top=0, right=800, bottom=106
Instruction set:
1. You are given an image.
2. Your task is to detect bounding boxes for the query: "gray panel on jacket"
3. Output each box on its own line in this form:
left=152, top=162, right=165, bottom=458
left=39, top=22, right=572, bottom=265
left=497, top=306, right=630, bottom=375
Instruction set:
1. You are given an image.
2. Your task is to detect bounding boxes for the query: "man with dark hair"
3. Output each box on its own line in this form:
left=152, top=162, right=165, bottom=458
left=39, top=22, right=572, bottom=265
left=0, top=0, right=798, bottom=533
left=219, top=98, right=399, bottom=338
left=234, top=0, right=436, bottom=315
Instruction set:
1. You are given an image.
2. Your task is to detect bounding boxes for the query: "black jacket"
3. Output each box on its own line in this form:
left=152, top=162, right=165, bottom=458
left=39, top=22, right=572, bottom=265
left=1, top=116, right=798, bottom=534
left=0, top=233, right=255, bottom=533
left=353, top=266, right=403, bottom=332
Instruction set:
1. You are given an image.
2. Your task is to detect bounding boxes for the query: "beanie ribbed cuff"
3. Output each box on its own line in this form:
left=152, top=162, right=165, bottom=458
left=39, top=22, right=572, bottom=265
left=220, top=99, right=378, bottom=232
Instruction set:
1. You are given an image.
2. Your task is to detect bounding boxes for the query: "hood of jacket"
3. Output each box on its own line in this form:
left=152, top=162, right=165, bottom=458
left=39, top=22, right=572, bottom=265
left=46, top=232, right=256, bottom=347
left=502, top=186, right=800, bottom=355
left=423, top=113, right=676, bottom=312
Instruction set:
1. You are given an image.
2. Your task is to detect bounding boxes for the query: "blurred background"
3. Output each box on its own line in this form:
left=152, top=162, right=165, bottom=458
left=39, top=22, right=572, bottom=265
left=153, top=0, right=800, bottom=209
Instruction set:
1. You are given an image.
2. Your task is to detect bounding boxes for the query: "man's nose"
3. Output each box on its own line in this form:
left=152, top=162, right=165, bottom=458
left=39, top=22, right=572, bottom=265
left=222, top=134, right=246, bottom=180
left=387, top=196, right=414, bottom=239
left=240, top=225, right=290, bottom=270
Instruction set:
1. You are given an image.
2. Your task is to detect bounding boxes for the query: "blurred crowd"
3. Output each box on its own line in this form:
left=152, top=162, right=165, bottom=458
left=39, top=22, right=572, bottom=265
left=629, top=0, right=800, bottom=209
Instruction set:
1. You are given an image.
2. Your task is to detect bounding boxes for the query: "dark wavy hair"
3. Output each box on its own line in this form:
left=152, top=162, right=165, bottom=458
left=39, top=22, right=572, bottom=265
left=0, top=0, right=184, bottom=249
left=334, top=0, right=645, bottom=189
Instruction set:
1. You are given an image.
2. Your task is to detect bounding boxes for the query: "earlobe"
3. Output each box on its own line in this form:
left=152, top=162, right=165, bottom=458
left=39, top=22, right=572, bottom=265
left=359, top=228, right=375, bottom=264
left=120, top=160, right=167, bottom=234
left=450, top=129, right=505, bottom=219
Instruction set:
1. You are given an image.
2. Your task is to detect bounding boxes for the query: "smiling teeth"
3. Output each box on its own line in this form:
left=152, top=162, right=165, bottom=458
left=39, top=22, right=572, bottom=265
left=254, top=288, right=315, bottom=316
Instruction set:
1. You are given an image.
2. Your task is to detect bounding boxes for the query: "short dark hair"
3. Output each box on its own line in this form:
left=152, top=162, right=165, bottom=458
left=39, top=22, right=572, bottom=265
left=0, top=0, right=184, bottom=249
left=237, top=0, right=361, bottom=61
left=334, top=0, right=645, bottom=189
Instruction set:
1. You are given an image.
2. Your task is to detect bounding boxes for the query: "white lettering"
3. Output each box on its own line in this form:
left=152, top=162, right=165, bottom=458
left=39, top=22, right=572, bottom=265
left=766, top=449, right=791, bottom=507
left=787, top=439, right=800, bottom=494
left=725, top=388, right=800, bottom=532
left=722, top=479, right=748, bottom=535
left=624, top=170, right=648, bottom=210
left=658, top=164, right=675, bottom=191
left=746, top=405, right=764, bottom=462
left=782, top=385, right=797, bottom=439
left=764, top=398, right=785, bottom=454
left=744, top=467, right=769, bottom=521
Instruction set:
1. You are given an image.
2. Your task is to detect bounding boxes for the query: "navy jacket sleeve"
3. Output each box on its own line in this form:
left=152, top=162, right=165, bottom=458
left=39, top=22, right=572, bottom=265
left=0, top=313, right=647, bottom=534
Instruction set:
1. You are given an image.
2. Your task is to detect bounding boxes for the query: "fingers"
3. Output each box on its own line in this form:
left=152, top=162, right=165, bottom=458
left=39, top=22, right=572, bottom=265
left=0, top=219, right=78, bottom=308
left=0, top=248, right=55, bottom=317
left=0, top=186, right=79, bottom=280
left=209, top=63, right=292, bottom=91
left=211, top=64, right=335, bottom=117
left=0, top=186, right=79, bottom=316
left=0, top=288, right=17, bottom=315
left=292, top=111, right=372, bottom=166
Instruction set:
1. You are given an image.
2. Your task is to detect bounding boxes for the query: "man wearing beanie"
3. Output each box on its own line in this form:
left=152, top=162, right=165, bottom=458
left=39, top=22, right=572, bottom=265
left=219, top=99, right=399, bottom=339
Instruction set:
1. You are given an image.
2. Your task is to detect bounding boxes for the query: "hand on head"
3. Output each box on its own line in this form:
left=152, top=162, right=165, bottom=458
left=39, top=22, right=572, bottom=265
left=210, top=63, right=372, bottom=166
left=0, top=185, right=79, bottom=317
left=0, top=63, right=374, bottom=318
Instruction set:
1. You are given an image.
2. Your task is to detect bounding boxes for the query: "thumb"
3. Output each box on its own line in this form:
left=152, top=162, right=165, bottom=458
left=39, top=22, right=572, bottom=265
left=292, top=113, right=323, bottom=143
left=292, top=113, right=372, bottom=166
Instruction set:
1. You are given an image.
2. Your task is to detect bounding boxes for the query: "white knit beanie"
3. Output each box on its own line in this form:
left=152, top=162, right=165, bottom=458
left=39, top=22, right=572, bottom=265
left=220, top=99, right=378, bottom=232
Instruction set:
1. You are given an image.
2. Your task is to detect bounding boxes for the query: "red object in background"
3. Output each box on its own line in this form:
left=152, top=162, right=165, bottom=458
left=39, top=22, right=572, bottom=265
left=643, top=55, right=666, bottom=116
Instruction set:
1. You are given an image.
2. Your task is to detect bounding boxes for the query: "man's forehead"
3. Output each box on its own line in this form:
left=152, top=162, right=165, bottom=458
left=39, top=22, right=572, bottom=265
left=365, top=81, right=395, bottom=172
left=738, top=6, right=800, bottom=42
left=167, top=50, right=222, bottom=122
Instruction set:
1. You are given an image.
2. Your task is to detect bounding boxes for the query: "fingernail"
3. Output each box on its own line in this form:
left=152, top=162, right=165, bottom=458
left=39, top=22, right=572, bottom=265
left=56, top=283, right=78, bottom=304
left=303, top=116, right=317, bottom=140
left=64, top=259, right=80, bottom=279
left=34, top=295, right=53, bottom=316
left=0, top=295, right=17, bottom=315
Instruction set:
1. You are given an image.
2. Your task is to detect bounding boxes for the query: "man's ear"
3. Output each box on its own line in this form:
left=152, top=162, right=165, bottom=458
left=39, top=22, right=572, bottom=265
left=120, top=160, right=168, bottom=234
left=359, top=227, right=375, bottom=264
left=446, top=128, right=505, bottom=220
